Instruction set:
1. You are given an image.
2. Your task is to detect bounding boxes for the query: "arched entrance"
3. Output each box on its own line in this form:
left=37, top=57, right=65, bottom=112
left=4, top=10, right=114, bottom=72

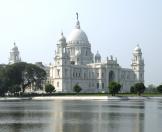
left=109, top=70, right=115, bottom=82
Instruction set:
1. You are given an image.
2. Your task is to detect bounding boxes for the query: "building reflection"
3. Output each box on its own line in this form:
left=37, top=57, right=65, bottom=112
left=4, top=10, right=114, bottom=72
left=132, top=101, right=144, bottom=132
left=50, top=100, right=94, bottom=132
left=91, top=100, right=145, bottom=132
left=144, top=100, right=162, bottom=132
left=61, top=100, right=94, bottom=132
left=49, top=100, right=64, bottom=132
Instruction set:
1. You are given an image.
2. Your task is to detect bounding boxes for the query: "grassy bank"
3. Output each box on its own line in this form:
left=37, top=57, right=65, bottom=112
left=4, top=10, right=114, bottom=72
left=11, top=92, right=162, bottom=97
left=1, top=92, right=162, bottom=97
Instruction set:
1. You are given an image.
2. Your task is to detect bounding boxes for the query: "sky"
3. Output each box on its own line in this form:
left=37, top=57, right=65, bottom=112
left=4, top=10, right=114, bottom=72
left=0, top=0, right=162, bottom=86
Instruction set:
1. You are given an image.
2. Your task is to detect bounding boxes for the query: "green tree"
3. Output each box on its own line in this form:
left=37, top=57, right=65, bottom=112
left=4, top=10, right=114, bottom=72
left=0, top=63, right=46, bottom=96
left=130, top=86, right=136, bottom=94
left=45, top=84, right=55, bottom=94
left=6, top=62, right=46, bottom=93
left=8, top=85, right=21, bottom=96
left=157, top=85, right=162, bottom=93
left=73, top=84, right=82, bottom=94
left=108, top=81, right=121, bottom=96
left=134, top=82, right=145, bottom=96
left=0, top=78, right=8, bottom=96
left=0, top=66, right=9, bottom=96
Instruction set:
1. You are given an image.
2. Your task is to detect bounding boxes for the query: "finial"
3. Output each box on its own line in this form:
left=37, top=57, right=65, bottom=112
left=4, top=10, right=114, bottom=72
left=14, top=42, right=16, bottom=46
left=76, top=12, right=78, bottom=20
left=110, top=55, right=113, bottom=60
left=61, top=32, right=63, bottom=36
left=75, top=12, right=80, bottom=29
left=107, top=57, right=109, bottom=61
left=115, top=57, right=117, bottom=62
left=137, top=44, right=140, bottom=47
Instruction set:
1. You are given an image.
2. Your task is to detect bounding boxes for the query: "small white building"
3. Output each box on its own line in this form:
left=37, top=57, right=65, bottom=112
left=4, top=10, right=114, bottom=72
left=49, top=14, right=144, bottom=93
left=9, top=42, right=21, bottom=64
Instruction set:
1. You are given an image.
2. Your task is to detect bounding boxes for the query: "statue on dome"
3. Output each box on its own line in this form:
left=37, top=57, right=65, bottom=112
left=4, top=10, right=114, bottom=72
left=76, top=12, right=78, bottom=20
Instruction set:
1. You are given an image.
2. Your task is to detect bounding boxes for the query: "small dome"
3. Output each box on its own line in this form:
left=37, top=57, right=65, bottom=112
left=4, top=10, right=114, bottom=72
left=95, top=51, right=101, bottom=63
left=134, top=45, right=141, bottom=53
left=95, top=51, right=101, bottom=58
left=11, top=43, right=18, bottom=52
left=58, top=32, right=66, bottom=42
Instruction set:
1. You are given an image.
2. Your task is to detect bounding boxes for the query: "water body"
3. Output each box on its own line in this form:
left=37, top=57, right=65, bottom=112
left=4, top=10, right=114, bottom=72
left=0, top=99, right=162, bottom=132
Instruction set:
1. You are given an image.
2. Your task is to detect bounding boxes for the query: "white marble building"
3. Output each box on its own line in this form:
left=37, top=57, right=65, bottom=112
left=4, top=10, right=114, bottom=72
left=49, top=14, right=144, bottom=93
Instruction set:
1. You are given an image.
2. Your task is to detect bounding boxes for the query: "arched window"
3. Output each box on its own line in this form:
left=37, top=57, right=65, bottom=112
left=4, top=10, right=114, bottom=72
left=57, top=82, right=59, bottom=87
left=85, top=50, right=88, bottom=56
left=57, top=69, right=60, bottom=77
left=97, top=83, right=99, bottom=89
left=84, top=72, right=86, bottom=79
left=109, top=70, right=115, bottom=82
left=102, top=83, right=104, bottom=89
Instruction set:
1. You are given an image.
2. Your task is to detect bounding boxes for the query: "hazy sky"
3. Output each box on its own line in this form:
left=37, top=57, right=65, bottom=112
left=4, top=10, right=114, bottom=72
left=0, top=0, right=162, bottom=86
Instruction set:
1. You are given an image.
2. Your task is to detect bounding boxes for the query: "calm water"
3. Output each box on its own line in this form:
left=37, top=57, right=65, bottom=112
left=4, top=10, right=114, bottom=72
left=0, top=99, right=162, bottom=132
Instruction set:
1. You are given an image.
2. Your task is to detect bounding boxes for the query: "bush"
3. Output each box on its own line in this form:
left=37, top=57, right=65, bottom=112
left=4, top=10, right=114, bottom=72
left=73, top=84, right=82, bottom=93
left=133, top=83, right=145, bottom=96
left=45, top=84, right=55, bottom=94
left=108, top=81, right=121, bottom=96
left=130, top=86, right=136, bottom=94
left=157, top=85, right=162, bottom=93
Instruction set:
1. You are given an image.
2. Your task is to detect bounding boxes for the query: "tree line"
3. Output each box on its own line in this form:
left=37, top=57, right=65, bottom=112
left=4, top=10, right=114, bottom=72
left=109, top=81, right=162, bottom=96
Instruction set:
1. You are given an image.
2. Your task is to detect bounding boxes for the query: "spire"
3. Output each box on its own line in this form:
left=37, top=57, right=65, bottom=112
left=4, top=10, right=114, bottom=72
left=75, top=12, right=80, bottom=29
left=14, top=42, right=16, bottom=46
left=61, top=32, right=63, bottom=36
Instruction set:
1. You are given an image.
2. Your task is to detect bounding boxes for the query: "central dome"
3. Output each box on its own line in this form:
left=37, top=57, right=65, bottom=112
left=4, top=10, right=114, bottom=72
left=67, top=14, right=89, bottom=45
left=67, top=28, right=89, bottom=43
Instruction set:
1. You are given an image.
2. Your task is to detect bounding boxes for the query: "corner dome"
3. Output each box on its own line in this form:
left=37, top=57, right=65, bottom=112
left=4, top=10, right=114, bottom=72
left=11, top=42, right=18, bottom=52
left=95, top=51, right=101, bottom=63
left=134, top=44, right=141, bottom=53
left=58, top=32, right=66, bottom=42
left=95, top=51, right=101, bottom=58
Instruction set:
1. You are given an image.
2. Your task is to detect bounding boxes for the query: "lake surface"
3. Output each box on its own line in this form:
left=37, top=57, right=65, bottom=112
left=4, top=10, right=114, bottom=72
left=0, top=98, right=162, bottom=132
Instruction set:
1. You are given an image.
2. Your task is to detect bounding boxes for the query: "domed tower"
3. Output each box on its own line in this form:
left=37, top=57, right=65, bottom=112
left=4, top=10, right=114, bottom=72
left=131, top=45, right=144, bottom=83
left=95, top=51, right=101, bottom=63
left=52, top=32, right=70, bottom=92
left=66, top=13, right=93, bottom=65
left=9, top=42, right=21, bottom=64
left=55, top=32, right=69, bottom=65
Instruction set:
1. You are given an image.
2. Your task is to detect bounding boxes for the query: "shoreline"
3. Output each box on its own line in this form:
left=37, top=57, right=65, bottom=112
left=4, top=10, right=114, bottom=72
left=0, top=96, right=162, bottom=101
